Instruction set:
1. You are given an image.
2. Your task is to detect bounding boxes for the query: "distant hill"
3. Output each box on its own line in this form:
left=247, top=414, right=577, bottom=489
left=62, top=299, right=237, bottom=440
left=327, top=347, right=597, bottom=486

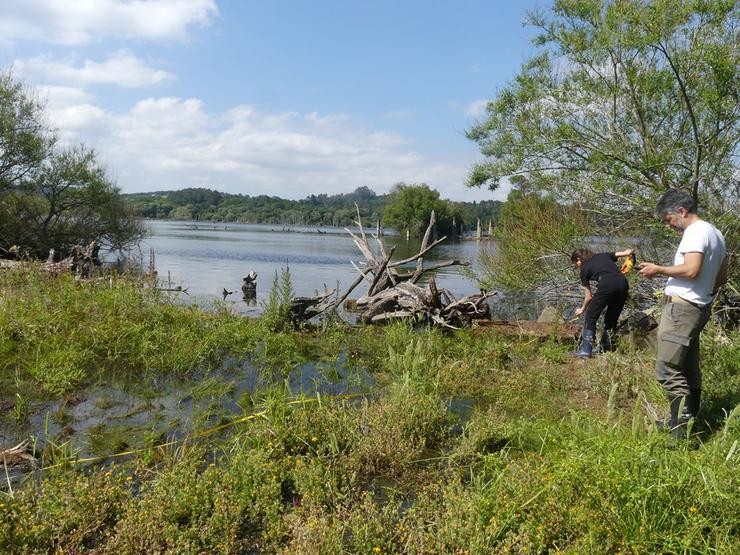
left=124, top=187, right=501, bottom=231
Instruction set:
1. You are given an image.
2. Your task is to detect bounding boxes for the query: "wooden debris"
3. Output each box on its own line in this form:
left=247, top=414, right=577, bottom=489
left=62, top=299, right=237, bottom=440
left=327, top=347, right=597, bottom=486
left=1, top=440, right=37, bottom=469
left=284, top=206, right=489, bottom=328
left=0, top=260, right=23, bottom=270
left=289, top=289, right=336, bottom=322
left=288, top=206, right=488, bottom=328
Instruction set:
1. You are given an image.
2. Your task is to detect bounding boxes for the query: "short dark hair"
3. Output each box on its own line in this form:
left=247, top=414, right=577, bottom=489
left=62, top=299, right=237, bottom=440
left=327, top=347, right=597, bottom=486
left=655, top=189, right=696, bottom=218
left=570, top=248, right=594, bottom=264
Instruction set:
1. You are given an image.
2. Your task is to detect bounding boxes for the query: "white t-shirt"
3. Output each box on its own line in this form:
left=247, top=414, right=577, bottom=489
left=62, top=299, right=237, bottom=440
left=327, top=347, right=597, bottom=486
left=665, top=219, right=726, bottom=306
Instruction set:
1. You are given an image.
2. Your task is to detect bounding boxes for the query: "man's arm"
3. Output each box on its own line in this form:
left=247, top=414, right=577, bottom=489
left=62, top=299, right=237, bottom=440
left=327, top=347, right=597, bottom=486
left=713, top=255, right=729, bottom=293
left=638, top=252, right=703, bottom=279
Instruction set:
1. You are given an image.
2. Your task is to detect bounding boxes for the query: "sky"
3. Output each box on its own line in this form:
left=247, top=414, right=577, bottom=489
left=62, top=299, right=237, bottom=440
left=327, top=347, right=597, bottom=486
left=0, top=0, right=545, bottom=202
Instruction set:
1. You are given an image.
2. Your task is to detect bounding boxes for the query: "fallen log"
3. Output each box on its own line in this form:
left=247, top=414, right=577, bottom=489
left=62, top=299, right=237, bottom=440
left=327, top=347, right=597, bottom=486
left=474, top=320, right=581, bottom=340
left=289, top=289, right=336, bottom=322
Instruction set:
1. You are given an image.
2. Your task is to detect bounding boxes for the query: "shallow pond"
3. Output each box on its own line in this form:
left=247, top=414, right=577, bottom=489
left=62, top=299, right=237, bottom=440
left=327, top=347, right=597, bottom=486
left=0, top=351, right=378, bottom=485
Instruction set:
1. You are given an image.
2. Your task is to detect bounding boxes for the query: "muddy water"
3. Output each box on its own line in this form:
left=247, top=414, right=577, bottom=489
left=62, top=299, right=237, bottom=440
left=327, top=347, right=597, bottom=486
left=0, top=351, right=376, bottom=486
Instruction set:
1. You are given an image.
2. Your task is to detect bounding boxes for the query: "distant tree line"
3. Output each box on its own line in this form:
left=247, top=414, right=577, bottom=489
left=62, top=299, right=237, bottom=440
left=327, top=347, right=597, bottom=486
left=125, top=185, right=501, bottom=235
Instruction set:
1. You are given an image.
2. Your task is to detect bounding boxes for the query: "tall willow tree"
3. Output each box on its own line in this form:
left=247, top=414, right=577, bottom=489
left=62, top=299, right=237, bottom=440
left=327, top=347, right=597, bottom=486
left=468, top=0, right=738, bottom=217
left=468, top=0, right=738, bottom=288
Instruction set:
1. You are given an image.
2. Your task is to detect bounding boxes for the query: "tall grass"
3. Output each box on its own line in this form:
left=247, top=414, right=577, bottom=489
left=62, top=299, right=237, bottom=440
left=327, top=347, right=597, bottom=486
left=0, top=266, right=737, bottom=553
left=0, top=266, right=260, bottom=396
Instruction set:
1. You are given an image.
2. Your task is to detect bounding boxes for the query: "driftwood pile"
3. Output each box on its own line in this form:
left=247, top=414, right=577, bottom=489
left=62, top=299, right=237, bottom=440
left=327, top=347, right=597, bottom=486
left=0, top=242, right=101, bottom=278
left=291, top=207, right=493, bottom=328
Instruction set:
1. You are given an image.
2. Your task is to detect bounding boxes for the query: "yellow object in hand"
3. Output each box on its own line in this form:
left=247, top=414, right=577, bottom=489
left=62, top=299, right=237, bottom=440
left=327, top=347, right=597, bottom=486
left=620, top=253, right=636, bottom=274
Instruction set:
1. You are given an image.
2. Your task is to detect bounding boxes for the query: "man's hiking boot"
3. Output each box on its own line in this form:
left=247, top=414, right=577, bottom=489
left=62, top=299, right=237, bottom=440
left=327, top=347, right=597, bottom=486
left=657, top=396, right=694, bottom=441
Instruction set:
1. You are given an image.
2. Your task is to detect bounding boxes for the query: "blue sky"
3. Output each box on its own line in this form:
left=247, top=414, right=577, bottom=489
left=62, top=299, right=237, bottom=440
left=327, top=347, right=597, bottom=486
left=0, top=0, right=544, bottom=201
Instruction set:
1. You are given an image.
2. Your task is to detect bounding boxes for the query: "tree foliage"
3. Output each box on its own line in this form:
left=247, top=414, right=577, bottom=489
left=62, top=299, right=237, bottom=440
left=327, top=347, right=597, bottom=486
left=479, top=191, right=590, bottom=290
left=468, top=0, right=739, bottom=289
left=468, top=0, right=738, bottom=217
left=0, top=72, right=51, bottom=193
left=127, top=186, right=498, bottom=234
left=383, top=183, right=463, bottom=238
left=0, top=70, right=144, bottom=258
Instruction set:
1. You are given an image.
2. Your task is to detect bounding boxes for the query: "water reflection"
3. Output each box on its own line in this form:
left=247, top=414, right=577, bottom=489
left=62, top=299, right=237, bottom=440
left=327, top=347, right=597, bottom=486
left=140, top=220, right=485, bottom=315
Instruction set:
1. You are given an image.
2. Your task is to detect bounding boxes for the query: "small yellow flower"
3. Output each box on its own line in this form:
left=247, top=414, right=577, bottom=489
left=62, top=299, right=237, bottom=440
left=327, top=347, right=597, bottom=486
left=311, top=436, right=318, bottom=442
left=373, top=548, right=381, bottom=554
left=689, top=506, right=697, bottom=513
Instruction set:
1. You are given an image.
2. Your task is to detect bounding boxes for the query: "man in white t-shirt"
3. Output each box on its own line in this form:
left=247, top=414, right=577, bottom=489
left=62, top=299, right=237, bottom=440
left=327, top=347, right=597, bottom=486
left=638, top=189, right=728, bottom=440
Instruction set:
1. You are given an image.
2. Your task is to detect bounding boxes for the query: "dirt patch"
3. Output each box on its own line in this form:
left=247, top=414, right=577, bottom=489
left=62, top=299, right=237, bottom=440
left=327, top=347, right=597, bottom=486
left=474, top=319, right=581, bottom=341
left=549, top=357, right=612, bottom=414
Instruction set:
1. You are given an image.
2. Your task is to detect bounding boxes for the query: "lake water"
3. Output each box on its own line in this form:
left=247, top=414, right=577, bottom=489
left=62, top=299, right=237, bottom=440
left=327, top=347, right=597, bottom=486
left=137, top=220, right=492, bottom=317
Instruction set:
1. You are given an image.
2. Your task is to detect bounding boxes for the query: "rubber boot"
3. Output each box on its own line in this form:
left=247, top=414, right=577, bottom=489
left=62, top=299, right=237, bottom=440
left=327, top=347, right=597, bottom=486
left=668, top=396, right=692, bottom=441
left=573, top=329, right=595, bottom=358
left=599, top=330, right=616, bottom=353
left=687, top=388, right=701, bottom=419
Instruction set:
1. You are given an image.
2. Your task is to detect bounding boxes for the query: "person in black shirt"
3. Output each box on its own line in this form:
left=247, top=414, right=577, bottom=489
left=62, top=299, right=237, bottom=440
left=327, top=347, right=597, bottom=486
left=570, top=247, right=634, bottom=357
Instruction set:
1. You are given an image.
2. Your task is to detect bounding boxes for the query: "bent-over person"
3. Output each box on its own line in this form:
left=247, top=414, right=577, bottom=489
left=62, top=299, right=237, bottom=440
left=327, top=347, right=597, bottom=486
left=571, top=247, right=634, bottom=358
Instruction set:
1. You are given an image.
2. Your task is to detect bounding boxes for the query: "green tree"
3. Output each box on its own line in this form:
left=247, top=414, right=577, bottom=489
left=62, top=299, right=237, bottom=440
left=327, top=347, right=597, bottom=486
left=0, top=71, right=53, bottom=193
left=169, top=206, right=193, bottom=220
left=479, top=191, right=590, bottom=290
left=467, top=0, right=738, bottom=216
left=467, top=0, right=738, bottom=288
left=0, top=71, right=144, bottom=259
left=383, top=183, right=455, bottom=238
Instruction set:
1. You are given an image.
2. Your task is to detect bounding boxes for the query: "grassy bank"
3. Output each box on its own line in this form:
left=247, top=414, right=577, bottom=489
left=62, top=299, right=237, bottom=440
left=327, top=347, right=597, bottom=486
left=1, top=267, right=738, bottom=553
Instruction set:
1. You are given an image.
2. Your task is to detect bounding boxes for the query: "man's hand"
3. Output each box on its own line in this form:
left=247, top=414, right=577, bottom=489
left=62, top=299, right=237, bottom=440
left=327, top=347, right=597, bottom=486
left=638, top=262, right=662, bottom=279
left=575, top=307, right=584, bottom=316
left=638, top=252, right=703, bottom=280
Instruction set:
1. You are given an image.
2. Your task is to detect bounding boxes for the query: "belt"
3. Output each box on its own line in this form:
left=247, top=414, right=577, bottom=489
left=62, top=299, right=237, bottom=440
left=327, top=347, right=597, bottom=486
left=665, top=295, right=701, bottom=308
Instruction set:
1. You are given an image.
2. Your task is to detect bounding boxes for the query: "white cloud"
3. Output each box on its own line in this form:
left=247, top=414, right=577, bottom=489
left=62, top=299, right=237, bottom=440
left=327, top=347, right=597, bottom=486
left=14, top=51, right=174, bottom=88
left=0, top=0, right=218, bottom=45
left=465, top=99, right=489, bottom=119
left=39, top=86, right=108, bottom=135
left=45, top=94, right=486, bottom=200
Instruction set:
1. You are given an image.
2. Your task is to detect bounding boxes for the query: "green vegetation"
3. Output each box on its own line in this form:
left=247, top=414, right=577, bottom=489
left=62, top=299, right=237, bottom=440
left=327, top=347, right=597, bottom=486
left=0, top=266, right=738, bottom=553
left=479, top=191, right=592, bottom=290
left=383, top=183, right=463, bottom=238
left=0, top=267, right=261, bottom=396
left=467, top=0, right=739, bottom=289
left=0, top=71, right=144, bottom=259
left=125, top=185, right=501, bottom=234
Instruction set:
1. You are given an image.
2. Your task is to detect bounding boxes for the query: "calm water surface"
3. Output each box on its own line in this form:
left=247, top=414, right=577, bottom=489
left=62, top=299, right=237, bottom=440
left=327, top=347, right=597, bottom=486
left=140, top=220, right=490, bottom=316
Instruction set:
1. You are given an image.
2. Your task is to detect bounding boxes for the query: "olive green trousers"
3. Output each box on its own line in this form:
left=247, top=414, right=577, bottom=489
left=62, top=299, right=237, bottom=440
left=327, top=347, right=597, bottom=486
left=655, top=300, right=712, bottom=397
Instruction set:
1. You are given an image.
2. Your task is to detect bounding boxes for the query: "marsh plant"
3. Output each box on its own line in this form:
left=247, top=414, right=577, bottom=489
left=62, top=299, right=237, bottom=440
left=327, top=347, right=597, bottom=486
left=261, top=267, right=295, bottom=333
left=0, top=265, right=738, bottom=553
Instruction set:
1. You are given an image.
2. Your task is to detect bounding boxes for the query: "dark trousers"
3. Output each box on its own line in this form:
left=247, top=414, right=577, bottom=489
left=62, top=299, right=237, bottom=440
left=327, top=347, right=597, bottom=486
left=584, top=275, right=629, bottom=334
